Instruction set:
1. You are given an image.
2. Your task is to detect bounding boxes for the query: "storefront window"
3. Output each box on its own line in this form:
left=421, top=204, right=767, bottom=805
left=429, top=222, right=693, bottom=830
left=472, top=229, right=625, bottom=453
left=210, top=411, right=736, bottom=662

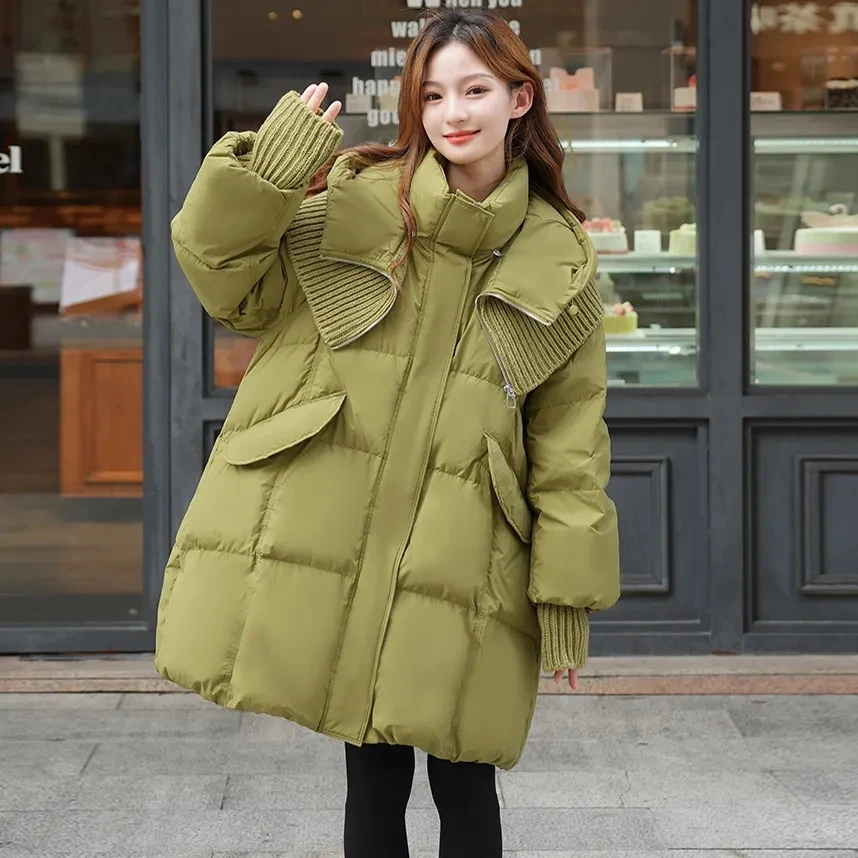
left=750, top=0, right=858, bottom=385
left=0, top=0, right=143, bottom=623
left=210, top=0, right=700, bottom=388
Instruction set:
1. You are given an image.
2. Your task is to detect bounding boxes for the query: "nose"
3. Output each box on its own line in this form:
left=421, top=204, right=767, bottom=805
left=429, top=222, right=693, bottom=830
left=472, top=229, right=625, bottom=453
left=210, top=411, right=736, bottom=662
left=444, top=94, right=470, bottom=125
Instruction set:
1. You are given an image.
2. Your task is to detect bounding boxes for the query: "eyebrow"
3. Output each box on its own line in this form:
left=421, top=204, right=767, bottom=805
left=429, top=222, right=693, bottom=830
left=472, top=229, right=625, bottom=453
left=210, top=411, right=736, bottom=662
left=422, top=73, right=495, bottom=87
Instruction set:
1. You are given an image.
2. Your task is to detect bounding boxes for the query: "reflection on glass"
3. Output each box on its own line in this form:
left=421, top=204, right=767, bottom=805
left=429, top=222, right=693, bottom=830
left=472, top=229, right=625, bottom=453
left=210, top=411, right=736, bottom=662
left=210, top=0, right=699, bottom=388
left=0, top=0, right=143, bottom=623
left=751, top=0, right=858, bottom=385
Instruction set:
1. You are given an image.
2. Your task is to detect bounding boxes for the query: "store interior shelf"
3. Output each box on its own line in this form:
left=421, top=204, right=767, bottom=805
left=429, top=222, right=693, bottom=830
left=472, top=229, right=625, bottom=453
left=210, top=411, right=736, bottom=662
left=755, top=138, right=858, bottom=155
left=605, top=327, right=858, bottom=354
left=565, top=137, right=697, bottom=154
left=598, top=254, right=695, bottom=273
left=755, top=252, right=858, bottom=273
left=556, top=111, right=697, bottom=152
left=751, top=111, right=858, bottom=139
left=596, top=252, right=858, bottom=274
left=555, top=111, right=857, bottom=154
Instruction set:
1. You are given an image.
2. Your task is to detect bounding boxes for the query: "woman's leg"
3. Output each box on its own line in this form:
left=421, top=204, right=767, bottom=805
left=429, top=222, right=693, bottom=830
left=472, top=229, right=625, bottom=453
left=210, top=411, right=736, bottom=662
left=343, top=741, right=415, bottom=858
left=427, top=753, right=502, bottom=857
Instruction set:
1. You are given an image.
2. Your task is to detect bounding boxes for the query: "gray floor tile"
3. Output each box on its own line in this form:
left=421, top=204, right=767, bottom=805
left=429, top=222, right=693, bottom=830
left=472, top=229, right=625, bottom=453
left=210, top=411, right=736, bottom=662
left=223, top=770, right=440, bottom=811
left=501, top=808, right=664, bottom=851
left=84, top=737, right=344, bottom=776
left=0, top=694, right=122, bottom=710
left=0, top=812, right=52, bottom=849
left=0, top=741, right=97, bottom=777
left=770, top=767, right=858, bottom=807
left=727, top=696, right=858, bottom=739
left=0, top=710, right=240, bottom=742
left=603, top=736, right=858, bottom=772
left=237, top=713, right=306, bottom=741
left=118, top=692, right=223, bottom=710
left=623, top=768, right=803, bottom=808
left=222, top=774, right=346, bottom=810
left=511, top=738, right=617, bottom=771
left=651, top=805, right=858, bottom=849
left=68, top=775, right=227, bottom=810
left=40, top=811, right=301, bottom=853
left=529, top=702, right=741, bottom=740
left=0, top=777, right=77, bottom=811
left=499, top=769, right=630, bottom=807
left=514, top=853, right=858, bottom=858
left=3, top=693, right=857, bottom=857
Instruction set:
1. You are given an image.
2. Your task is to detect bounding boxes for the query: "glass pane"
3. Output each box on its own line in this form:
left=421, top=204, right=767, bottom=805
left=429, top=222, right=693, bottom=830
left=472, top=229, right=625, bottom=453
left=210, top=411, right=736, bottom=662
left=0, top=0, right=144, bottom=623
left=750, top=1, right=858, bottom=385
left=209, top=0, right=699, bottom=388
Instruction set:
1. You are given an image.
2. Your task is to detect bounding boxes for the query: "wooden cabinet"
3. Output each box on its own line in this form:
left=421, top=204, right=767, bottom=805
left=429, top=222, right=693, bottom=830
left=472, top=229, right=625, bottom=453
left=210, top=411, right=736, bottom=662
left=60, top=348, right=143, bottom=497
left=59, top=337, right=256, bottom=496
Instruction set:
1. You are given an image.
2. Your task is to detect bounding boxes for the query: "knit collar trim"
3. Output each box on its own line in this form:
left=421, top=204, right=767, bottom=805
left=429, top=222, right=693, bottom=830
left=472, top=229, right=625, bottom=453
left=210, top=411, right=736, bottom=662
left=318, top=146, right=598, bottom=327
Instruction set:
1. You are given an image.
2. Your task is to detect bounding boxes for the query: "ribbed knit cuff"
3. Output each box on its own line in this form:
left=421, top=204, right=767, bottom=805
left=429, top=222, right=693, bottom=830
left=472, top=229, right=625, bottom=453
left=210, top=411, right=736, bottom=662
left=248, top=91, right=344, bottom=189
left=537, top=604, right=590, bottom=671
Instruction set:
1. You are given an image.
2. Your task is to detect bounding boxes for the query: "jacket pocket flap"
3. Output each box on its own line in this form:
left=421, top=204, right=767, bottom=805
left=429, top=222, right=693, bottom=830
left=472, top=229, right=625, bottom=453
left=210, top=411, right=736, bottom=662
left=225, top=392, right=347, bottom=466
left=484, top=432, right=532, bottom=543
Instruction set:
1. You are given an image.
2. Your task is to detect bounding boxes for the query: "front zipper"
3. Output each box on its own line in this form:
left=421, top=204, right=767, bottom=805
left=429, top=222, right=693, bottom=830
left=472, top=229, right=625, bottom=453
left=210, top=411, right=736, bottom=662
left=474, top=291, right=551, bottom=411
left=318, top=253, right=399, bottom=349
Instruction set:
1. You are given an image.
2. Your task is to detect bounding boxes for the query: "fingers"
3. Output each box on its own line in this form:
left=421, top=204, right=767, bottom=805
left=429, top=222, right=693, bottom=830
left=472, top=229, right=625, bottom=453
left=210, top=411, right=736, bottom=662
left=555, top=669, right=579, bottom=690
left=323, top=100, right=342, bottom=123
left=300, top=82, right=341, bottom=124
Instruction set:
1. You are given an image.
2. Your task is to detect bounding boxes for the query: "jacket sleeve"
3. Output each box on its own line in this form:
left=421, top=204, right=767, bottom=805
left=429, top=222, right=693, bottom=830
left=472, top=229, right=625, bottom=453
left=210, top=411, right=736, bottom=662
left=170, top=91, right=343, bottom=337
left=523, top=322, right=621, bottom=669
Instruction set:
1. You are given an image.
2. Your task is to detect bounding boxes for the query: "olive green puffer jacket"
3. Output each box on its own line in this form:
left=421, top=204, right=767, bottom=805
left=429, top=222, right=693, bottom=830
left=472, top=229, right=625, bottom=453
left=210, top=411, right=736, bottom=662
left=154, top=91, right=620, bottom=770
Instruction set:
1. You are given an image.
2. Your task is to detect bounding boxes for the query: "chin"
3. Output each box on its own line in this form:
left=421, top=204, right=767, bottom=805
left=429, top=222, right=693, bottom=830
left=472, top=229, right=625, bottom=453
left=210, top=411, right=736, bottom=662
left=436, top=141, right=494, bottom=166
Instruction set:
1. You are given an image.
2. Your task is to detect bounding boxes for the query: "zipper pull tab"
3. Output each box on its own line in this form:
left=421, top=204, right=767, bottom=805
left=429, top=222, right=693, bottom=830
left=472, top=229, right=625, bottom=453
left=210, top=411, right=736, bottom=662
left=503, top=383, right=517, bottom=410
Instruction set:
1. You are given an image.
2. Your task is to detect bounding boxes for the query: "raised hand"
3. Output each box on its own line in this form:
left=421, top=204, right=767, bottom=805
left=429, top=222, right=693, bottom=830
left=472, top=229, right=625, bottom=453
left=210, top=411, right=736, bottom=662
left=300, top=82, right=342, bottom=123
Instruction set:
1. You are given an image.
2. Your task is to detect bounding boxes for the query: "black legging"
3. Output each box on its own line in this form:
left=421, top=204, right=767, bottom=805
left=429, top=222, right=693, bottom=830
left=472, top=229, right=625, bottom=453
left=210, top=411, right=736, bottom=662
left=343, top=740, right=502, bottom=857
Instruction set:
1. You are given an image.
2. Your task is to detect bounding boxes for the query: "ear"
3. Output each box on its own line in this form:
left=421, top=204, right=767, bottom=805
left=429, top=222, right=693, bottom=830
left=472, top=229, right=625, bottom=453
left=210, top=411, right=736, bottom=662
left=511, top=81, right=534, bottom=119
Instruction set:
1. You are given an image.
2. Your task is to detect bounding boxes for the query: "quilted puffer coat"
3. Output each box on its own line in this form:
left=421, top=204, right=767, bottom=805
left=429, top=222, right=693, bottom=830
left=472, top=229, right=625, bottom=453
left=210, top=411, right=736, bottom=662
left=155, top=92, right=620, bottom=770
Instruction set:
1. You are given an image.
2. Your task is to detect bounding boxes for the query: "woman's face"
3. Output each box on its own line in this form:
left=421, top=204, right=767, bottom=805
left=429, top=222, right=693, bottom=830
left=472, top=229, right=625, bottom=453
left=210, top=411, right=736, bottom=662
left=421, top=41, right=532, bottom=168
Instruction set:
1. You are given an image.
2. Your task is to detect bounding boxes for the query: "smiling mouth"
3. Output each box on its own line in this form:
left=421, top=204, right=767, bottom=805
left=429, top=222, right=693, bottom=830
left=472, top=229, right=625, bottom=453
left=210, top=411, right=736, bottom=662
left=445, top=131, right=478, bottom=139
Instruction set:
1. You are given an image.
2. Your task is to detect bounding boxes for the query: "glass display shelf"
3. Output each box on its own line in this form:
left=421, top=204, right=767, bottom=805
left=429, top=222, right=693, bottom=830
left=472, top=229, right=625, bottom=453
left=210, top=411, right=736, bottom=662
left=553, top=112, right=697, bottom=154
left=755, top=138, right=858, bottom=155
left=549, top=113, right=858, bottom=155
left=605, top=327, right=858, bottom=387
left=597, top=252, right=858, bottom=275
left=606, top=328, right=697, bottom=386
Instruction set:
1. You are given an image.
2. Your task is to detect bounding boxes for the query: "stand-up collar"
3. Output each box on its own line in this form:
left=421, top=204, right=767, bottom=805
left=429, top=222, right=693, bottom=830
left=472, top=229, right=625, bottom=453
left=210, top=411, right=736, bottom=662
left=409, top=149, right=529, bottom=257
left=319, top=147, right=528, bottom=266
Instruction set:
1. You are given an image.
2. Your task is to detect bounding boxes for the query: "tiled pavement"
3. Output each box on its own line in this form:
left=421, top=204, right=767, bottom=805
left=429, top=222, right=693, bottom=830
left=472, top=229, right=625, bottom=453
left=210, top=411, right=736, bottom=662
left=0, top=689, right=856, bottom=857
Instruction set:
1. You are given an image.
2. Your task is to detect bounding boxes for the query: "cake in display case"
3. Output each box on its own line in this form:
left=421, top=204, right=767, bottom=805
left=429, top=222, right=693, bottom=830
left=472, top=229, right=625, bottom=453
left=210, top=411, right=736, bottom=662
left=603, top=301, right=639, bottom=335
left=584, top=218, right=629, bottom=253
left=793, top=206, right=858, bottom=255
left=539, top=48, right=612, bottom=113
left=668, top=223, right=697, bottom=255
left=642, top=197, right=696, bottom=234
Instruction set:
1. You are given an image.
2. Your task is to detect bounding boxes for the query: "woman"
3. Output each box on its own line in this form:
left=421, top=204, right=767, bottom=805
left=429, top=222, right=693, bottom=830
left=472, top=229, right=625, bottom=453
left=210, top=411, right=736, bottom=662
left=155, top=7, right=620, bottom=856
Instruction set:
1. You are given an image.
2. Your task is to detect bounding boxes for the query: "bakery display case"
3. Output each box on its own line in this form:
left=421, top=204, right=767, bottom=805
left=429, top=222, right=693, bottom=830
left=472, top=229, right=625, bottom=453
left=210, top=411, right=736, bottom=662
left=557, top=107, right=699, bottom=387
left=529, top=6, right=700, bottom=387
left=750, top=3, right=858, bottom=386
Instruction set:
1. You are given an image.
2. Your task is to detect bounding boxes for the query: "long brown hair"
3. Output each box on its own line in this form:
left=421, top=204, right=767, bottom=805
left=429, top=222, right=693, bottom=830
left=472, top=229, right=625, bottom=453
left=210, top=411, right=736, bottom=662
left=306, top=6, right=586, bottom=289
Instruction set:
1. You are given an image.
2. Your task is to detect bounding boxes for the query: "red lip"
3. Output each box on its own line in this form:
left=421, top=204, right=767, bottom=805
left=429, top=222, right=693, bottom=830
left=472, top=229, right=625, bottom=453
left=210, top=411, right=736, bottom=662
left=445, top=131, right=478, bottom=139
